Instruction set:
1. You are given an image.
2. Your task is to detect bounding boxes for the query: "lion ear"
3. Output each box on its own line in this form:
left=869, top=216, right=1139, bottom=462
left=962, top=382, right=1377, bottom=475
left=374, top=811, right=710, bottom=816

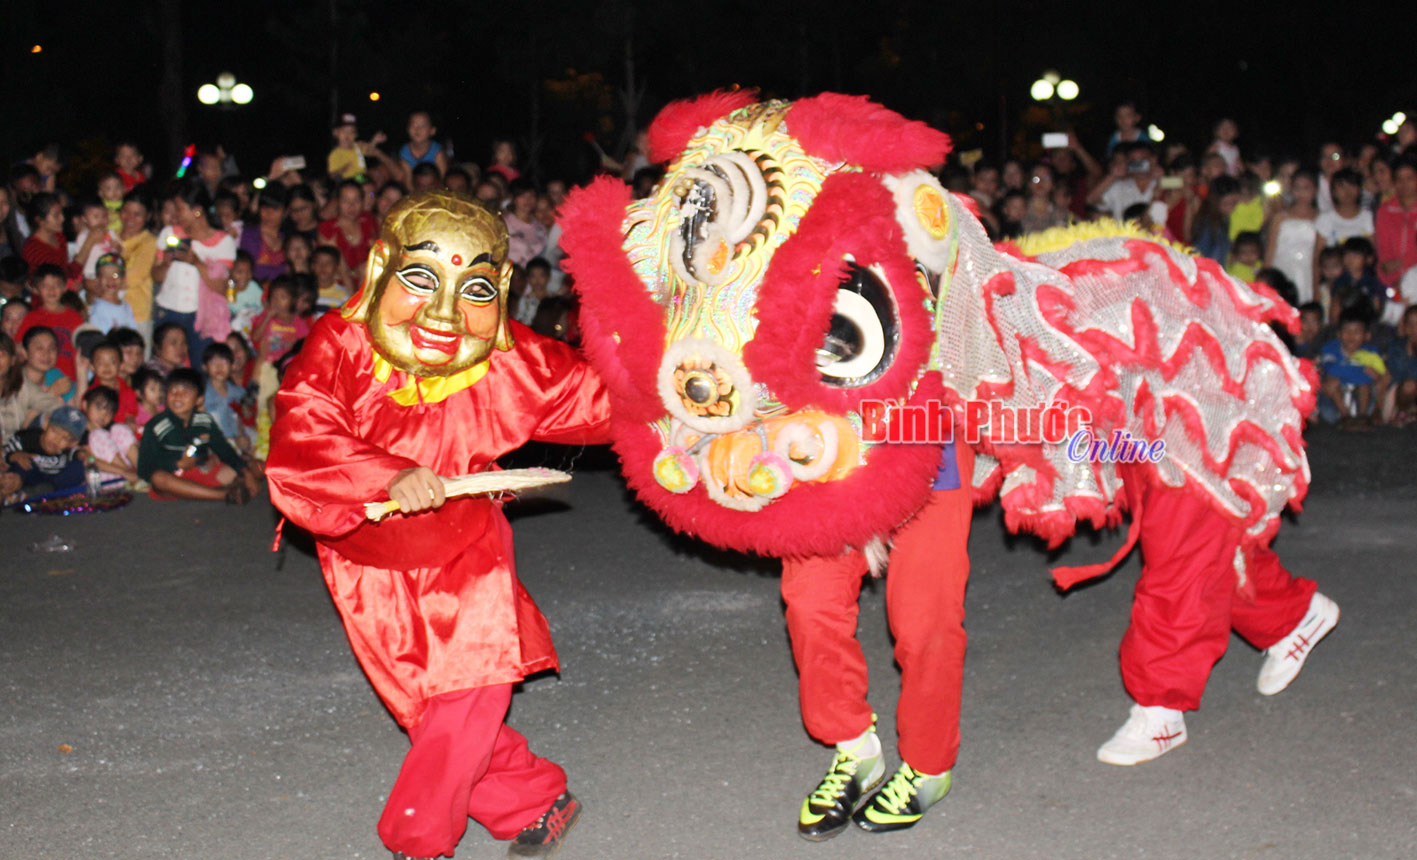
left=342, top=239, right=390, bottom=322
left=647, top=88, right=759, bottom=164
left=493, top=260, right=515, bottom=351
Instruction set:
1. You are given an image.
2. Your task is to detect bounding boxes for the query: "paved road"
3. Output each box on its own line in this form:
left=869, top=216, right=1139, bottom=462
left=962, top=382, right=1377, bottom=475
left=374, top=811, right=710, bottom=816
left=2, top=433, right=1414, bottom=860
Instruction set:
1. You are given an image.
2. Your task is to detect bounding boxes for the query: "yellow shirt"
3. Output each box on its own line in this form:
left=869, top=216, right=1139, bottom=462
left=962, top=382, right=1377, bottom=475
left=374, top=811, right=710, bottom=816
left=1228, top=195, right=1265, bottom=240
left=327, top=146, right=366, bottom=179
left=118, top=230, right=157, bottom=322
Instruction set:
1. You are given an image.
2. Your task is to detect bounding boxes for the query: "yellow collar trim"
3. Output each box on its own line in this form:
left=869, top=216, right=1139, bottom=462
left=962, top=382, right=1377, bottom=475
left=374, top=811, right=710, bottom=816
left=372, top=351, right=490, bottom=406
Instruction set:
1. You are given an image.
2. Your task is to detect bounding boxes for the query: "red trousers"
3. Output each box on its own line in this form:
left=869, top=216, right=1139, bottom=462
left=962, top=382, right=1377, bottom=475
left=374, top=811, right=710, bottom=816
left=1121, top=480, right=1315, bottom=711
left=780, top=446, right=974, bottom=775
left=377, top=684, right=565, bottom=857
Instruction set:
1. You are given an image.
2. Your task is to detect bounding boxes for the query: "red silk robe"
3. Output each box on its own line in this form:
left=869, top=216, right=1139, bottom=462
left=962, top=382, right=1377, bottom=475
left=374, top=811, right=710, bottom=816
left=266, top=313, right=611, bottom=728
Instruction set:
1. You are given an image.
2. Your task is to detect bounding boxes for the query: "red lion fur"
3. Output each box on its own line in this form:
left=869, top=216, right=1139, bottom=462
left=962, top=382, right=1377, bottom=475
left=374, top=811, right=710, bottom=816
left=786, top=93, right=952, bottom=174
left=647, top=89, right=758, bottom=165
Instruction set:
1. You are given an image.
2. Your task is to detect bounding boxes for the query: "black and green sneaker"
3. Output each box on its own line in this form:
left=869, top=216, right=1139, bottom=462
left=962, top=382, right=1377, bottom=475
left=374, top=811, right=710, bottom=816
left=852, top=762, right=951, bottom=833
left=797, top=737, right=885, bottom=841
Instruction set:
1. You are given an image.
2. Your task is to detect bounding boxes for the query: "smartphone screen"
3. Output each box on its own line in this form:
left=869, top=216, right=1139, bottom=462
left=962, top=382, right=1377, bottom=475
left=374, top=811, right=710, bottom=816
left=1042, top=133, right=1069, bottom=149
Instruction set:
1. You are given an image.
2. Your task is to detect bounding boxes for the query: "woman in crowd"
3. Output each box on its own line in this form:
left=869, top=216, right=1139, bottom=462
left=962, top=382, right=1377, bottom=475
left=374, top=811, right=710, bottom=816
left=151, top=183, right=236, bottom=367
left=0, top=332, right=61, bottom=438
left=239, top=184, right=288, bottom=282
left=317, top=179, right=377, bottom=276
left=1192, top=175, right=1241, bottom=263
left=283, top=185, right=322, bottom=246
left=1265, top=168, right=1320, bottom=303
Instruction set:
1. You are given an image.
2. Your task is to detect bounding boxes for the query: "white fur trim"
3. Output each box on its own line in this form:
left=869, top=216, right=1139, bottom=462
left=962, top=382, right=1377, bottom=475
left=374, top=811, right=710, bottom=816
left=883, top=170, right=953, bottom=273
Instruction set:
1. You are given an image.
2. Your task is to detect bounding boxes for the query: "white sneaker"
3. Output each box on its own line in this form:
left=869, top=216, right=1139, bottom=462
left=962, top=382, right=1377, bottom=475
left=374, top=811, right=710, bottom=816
left=1257, top=592, right=1340, bottom=696
left=1096, top=704, right=1188, bottom=766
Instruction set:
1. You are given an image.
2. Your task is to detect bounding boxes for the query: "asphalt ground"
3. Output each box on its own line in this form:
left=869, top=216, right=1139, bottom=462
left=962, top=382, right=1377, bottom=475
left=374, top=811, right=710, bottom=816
left=2, top=428, right=1414, bottom=860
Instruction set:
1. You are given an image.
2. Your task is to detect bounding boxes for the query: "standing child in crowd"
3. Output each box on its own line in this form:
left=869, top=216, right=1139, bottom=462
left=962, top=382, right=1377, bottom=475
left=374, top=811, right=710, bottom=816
left=136, top=367, right=260, bottom=503
left=250, top=276, right=308, bottom=457
left=80, top=385, right=139, bottom=486
left=16, top=264, right=83, bottom=379
left=2, top=403, right=86, bottom=501
left=398, top=110, right=449, bottom=183
left=1226, top=232, right=1264, bottom=282
left=97, top=173, right=125, bottom=234
left=226, top=250, right=264, bottom=340
left=68, top=198, right=118, bottom=284
left=328, top=114, right=376, bottom=180
left=1317, top=309, right=1388, bottom=425
left=1330, top=237, right=1386, bottom=325
left=1315, top=247, right=1344, bottom=321
left=88, top=341, right=138, bottom=423
left=130, top=368, right=165, bottom=431
left=201, top=342, right=249, bottom=453
left=87, top=253, right=139, bottom=334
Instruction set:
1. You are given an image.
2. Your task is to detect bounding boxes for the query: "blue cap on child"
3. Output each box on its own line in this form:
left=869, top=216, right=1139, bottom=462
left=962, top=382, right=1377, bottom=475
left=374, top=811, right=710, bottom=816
left=47, top=405, right=86, bottom=442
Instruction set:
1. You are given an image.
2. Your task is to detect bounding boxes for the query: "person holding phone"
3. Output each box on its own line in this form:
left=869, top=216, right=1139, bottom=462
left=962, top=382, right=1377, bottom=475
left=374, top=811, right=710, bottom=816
left=1088, top=141, right=1162, bottom=221
left=151, top=183, right=237, bottom=367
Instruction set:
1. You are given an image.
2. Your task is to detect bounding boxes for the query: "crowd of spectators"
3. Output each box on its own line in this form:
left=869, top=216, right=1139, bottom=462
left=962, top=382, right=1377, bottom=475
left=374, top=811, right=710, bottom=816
left=3, top=100, right=1415, bottom=506
left=960, top=104, right=1417, bottom=427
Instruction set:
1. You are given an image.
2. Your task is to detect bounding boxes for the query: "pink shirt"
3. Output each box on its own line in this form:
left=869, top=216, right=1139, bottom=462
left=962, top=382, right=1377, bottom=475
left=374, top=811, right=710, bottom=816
left=89, top=422, right=137, bottom=467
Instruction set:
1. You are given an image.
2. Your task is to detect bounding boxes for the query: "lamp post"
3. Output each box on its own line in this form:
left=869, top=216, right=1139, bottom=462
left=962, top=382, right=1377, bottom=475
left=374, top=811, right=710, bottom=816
left=1031, top=70, right=1078, bottom=134
left=197, top=72, right=253, bottom=108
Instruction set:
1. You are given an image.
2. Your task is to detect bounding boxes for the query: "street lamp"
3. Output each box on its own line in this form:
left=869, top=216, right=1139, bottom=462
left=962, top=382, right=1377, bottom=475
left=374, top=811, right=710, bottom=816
left=197, top=72, right=254, bottom=107
left=1031, top=70, right=1079, bottom=104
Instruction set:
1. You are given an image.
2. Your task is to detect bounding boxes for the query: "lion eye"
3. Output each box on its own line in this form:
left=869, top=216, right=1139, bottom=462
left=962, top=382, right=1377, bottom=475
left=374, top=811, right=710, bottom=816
left=396, top=265, right=438, bottom=293
left=815, top=263, right=899, bottom=387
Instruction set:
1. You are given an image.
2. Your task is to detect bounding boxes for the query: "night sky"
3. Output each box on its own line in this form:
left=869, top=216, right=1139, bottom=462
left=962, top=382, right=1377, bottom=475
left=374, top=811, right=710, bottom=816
left=3, top=0, right=1411, bottom=189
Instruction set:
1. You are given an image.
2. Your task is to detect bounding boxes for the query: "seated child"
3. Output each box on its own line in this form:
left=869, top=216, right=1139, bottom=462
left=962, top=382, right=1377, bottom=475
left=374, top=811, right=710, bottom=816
left=1226, top=231, right=1264, bottom=282
left=80, top=385, right=139, bottom=486
left=311, top=246, right=351, bottom=314
left=202, top=342, right=249, bottom=453
left=87, top=341, right=138, bottom=423
left=1292, top=302, right=1325, bottom=360
left=130, top=367, right=166, bottom=433
left=136, top=367, right=261, bottom=503
left=87, top=253, right=139, bottom=334
left=108, top=326, right=146, bottom=381
left=1382, top=305, right=1417, bottom=425
left=1317, top=308, right=1388, bottom=425
left=1315, top=246, right=1343, bottom=321
left=2, top=300, right=27, bottom=342
left=2, top=403, right=86, bottom=500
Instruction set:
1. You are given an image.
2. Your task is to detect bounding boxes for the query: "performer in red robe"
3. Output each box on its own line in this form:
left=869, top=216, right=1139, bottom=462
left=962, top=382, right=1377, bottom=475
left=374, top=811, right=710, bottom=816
left=266, top=191, right=609, bottom=860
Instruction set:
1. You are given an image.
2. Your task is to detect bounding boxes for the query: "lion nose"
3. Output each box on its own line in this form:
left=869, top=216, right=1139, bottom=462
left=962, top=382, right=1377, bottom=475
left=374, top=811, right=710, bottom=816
left=673, top=360, right=735, bottom=417
left=659, top=338, right=758, bottom=433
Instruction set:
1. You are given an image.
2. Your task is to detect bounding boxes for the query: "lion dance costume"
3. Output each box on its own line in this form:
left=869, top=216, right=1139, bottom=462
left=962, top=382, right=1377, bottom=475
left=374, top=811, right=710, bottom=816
left=267, top=192, right=607, bottom=859
left=559, top=91, right=1337, bottom=839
